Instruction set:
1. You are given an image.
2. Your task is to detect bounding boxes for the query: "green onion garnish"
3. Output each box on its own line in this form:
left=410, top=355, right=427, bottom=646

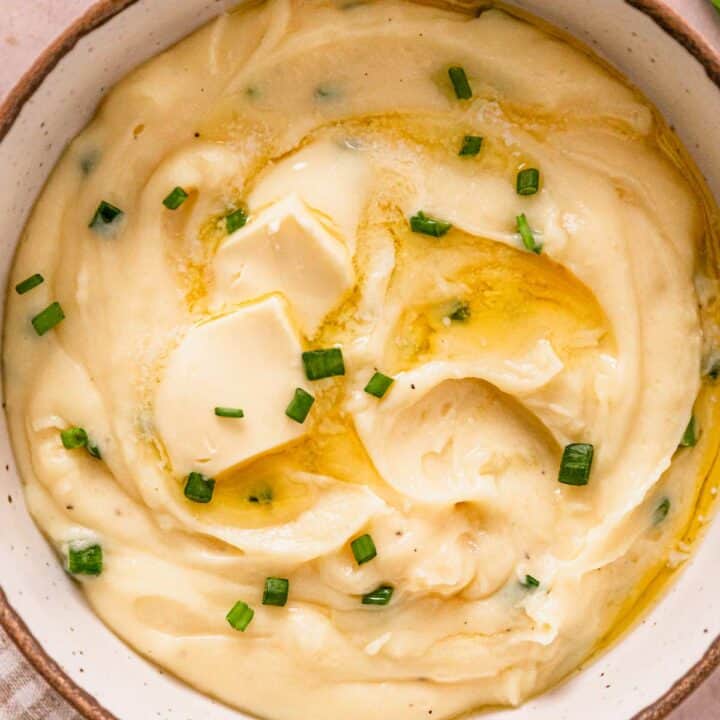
left=558, top=443, right=594, bottom=486
left=516, top=213, right=542, bottom=254
left=32, top=301, right=65, bottom=336
left=89, top=200, right=123, bottom=230
left=448, top=66, right=472, bottom=100
left=680, top=415, right=698, bottom=447
left=361, top=585, right=393, bottom=605
left=248, top=486, right=273, bottom=504
left=448, top=301, right=471, bottom=322
left=653, top=497, right=671, bottom=525
left=262, top=577, right=289, bottom=606
left=226, top=601, right=254, bottom=632
left=226, top=208, right=248, bottom=233
left=459, top=135, right=483, bottom=157
left=163, top=186, right=189, bottom=210
left=522, top=574, right=540, bottom=589
left=364, top=372, right=394, bottom=399
left=15, top=273, right=44, bottom=295
left=516, top=168, right=540, bottom=196
left=214, top=406, right=244, bottom=418
left=67, top=544, right=103, bottom=576
left=302, top=348, right=345, bottom=380
left=285, top=388, right=315, bottom=423
left=87, top=444, right=102, bottom=460
left=351, top=533, right=377, bottom=565
left=61, top=427, right=88, bottom=450
left=184, top=471, right=215, bottom=503
left=60, top=426, right=100, bottom=459
left=410, top=211, right=452, bottom=238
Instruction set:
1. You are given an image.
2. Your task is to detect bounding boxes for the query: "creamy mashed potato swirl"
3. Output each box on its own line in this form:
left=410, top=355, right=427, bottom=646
left=5, top=2, right=719, bottom=719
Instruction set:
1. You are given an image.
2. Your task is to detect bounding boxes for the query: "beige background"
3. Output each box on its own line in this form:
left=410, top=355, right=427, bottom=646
left=1, top=1, right=720, bottom=718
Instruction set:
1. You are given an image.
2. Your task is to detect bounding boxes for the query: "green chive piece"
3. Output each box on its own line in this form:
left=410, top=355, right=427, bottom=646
left=558, top=443, right=594, bottom=486
left=226, top=601, right=254, bottom=632
left=87, top=444, right=102, bottom=460
left=713, top=0, right=720, bottom=15
left=285, top=388, right=315, bottom=423
left=364, top=372, right=394, bottom=399
left=184, top=471, right=215, bottom=503
left=522, top=574, right=540, bottom=589
left=351, top=533, right=377, bottom=565
left=67, top=544, right=103, bottom=576
left=361, top=585, right=394, bottom=605
left=262, top=577, right=289, bottom=607
left=89, top=200, right=123, bottom=230
left=226, top=208, right=248, bottom=233
left=15, top=273, right=44, bottom=295
left=448, top=301, right=471, bottom=322
left=516, top=213, right=542, bottom=254
left=214, top=406, right=245, bottom=418
left=459, top=135, right=483, bottom=157
left=517, top=168, right=540, bottom=196
left=680, top=416, right=698, bottom=447
left=163, top=186, right=189, bottom=210
left=31, top=301, right=65, bottom=336
left=448, top=66, right=472, bottom=100
left=708, top=359, right=720, bottom=380
left=248, top=485, right=273, bottom=504
left=302, top=348, right=345, bottom=380
left=410, top=211, right=452, bottom=238
left=654, top=497, right=671, bottom=525
left=60, top=427, right=88, bottom=450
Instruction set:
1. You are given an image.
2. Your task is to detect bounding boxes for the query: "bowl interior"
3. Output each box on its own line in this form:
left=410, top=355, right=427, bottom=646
left=1, top=1, right=720, bottom=718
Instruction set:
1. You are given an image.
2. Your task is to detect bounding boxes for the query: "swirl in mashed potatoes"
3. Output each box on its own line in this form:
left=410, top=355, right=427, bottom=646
left=5, top=2, right=720, bottom=719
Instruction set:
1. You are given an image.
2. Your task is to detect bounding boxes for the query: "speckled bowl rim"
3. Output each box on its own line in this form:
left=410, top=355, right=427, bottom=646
left=1, top=0, right=720, bottom=718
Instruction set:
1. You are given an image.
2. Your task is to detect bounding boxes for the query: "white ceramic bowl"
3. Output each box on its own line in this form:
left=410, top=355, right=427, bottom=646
left=2, top=2, right=720, bottom=719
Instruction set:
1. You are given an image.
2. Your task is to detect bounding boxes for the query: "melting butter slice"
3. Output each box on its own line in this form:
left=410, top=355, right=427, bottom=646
left=154, top=296, right=306, bottom=477
left=248, top=138, right=372, bottom=251
left=212, top=195, right=354, bottom=335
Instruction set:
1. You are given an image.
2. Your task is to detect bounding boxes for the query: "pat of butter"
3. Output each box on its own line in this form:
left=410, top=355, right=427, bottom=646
left=212, top=195, right=354, bottom=335
left=154, top=295, right=306, bottom=477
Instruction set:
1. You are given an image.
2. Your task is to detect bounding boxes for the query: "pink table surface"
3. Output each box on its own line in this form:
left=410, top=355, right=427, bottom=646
left=1, top=1, right=720, bottom=719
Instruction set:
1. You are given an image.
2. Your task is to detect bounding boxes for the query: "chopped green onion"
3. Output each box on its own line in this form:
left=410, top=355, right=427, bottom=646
left=285, top=388, right=315, bottom=423
left=314, top=84, right=341, bottom=100
left=459, top=135, right=483, bottom=157
left=226, top=208, right=248, bottom=233
left=67, top=544, right=103, bottom=576
left=89, top=200, right=123, bottom=230
left=214, top=406, right=245, bottom=418
left=184, top=471, right=215, bottom=503
left=302, top=348, right=345, bottom=380
left=364, top=372, right=394, bottom=399
left=361, top=585, right=394, bottom=605
left=653, top=497, right=671, bottom=525
left=163, top=186, right=189, bottom=210
left=448, top=66, right=472, bottom=100
left=522, top=574, right=540, bottom=589
left=31, top=301, right=65, bottom=336
left=680, top=415, right=698, bottom=447
left=226, top=601, right=254, bottom=631
left=351, top=533, right=377, bottom=565
left=262, top=577, right=289, bottom=606
left=248, top=485, right=273, bottom=504
left=15, top=273, right=44, bottom=295
left=713, top=0, right=720, bottom=15
left=410, top=211, right=452, bottom=238
left=558, top=443, right=594, bottom=486
left=516, top=213, right=542, bottom=254
left=448, top=301, right=471, bottom=322
left=87, top=444, right=102, bottom=460
left=708, top=359, right=720, bottom=380
left=517, top=168, right=540, bottom=196
left=60, top=426, right=89, bottom=450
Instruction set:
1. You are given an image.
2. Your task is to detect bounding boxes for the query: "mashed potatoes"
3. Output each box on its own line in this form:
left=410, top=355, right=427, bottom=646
left=5, top=1, right=720, bottom=719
